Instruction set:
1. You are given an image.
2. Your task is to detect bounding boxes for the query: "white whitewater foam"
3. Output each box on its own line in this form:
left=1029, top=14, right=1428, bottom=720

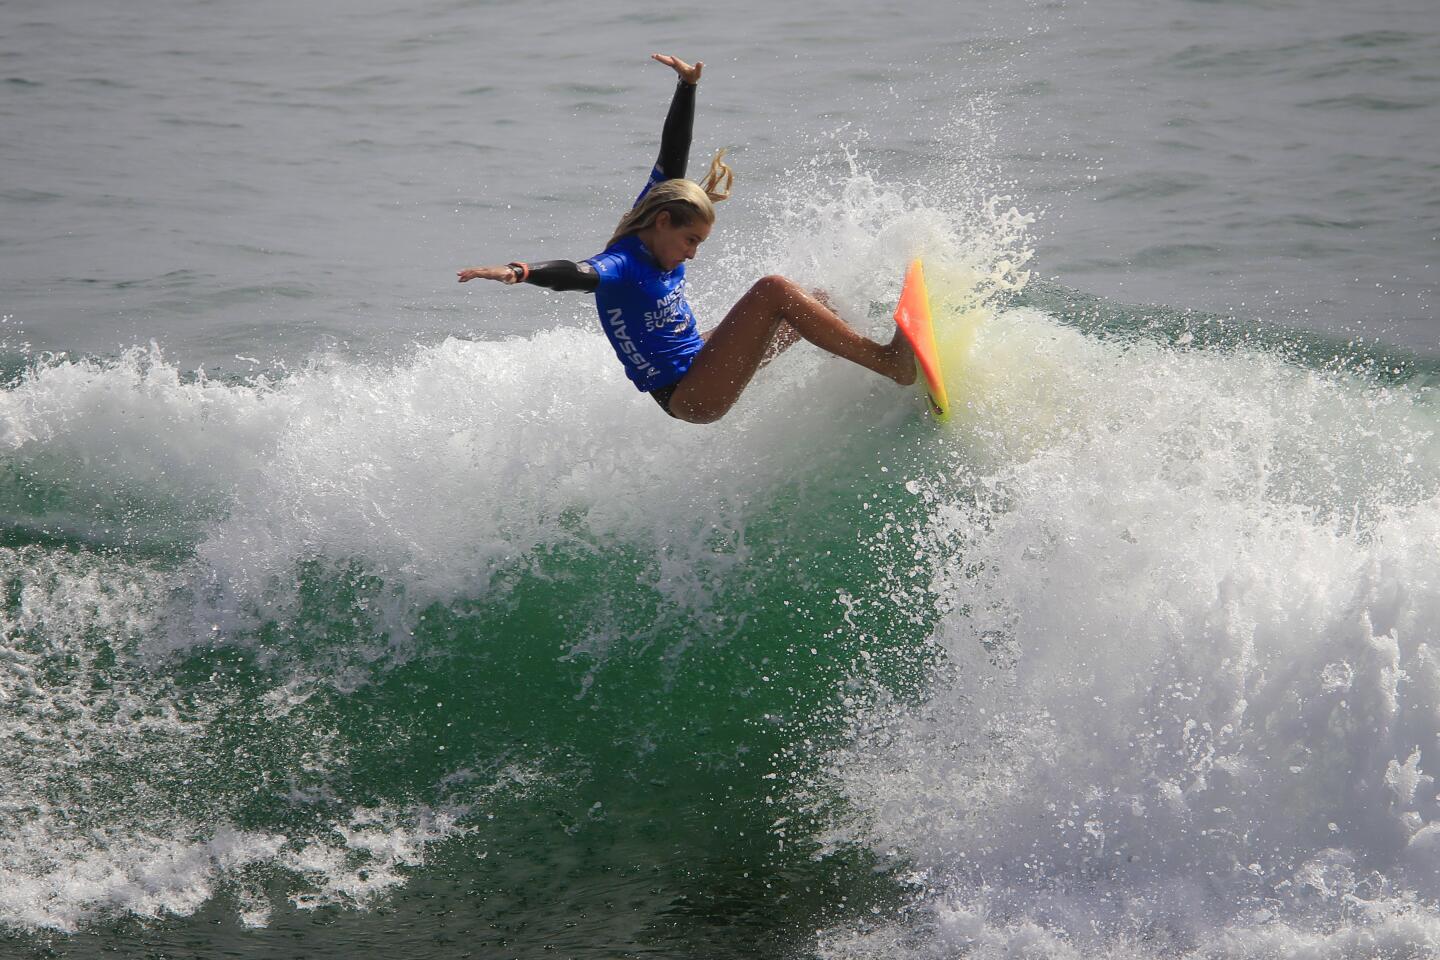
left=0, top=544, right=510, bottom=934
left=0, top=344, right=298, bottom=529
left=819, top=306, right=1440, bottom=957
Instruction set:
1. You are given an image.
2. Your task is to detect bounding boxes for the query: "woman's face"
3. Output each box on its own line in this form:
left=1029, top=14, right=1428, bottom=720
left=646, top=211, right=712, bottom=272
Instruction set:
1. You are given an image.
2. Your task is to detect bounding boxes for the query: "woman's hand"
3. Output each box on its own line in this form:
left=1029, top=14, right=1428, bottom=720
left=457, top=265, right=516, bottom=284
left=651, top=53, right=702, bottom=85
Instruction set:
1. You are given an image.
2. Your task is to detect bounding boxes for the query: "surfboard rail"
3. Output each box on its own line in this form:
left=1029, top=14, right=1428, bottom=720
left=893, top=258, right=950, bottom=422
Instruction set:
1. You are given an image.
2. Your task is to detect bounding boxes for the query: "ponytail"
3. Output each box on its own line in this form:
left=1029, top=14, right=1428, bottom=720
left=697, top=148, right=733, bottom=202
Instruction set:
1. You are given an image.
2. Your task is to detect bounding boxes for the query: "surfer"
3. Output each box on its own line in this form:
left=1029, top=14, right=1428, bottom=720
left=457, top=53, right=915, bottom=424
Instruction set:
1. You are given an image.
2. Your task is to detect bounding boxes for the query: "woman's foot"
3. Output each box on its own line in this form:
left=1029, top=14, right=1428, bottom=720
left=883, top=329, right=918, bottom=385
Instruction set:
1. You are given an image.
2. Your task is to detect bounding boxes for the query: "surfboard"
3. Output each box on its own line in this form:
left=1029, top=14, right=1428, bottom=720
left=893, top=258, right=950, bottom=422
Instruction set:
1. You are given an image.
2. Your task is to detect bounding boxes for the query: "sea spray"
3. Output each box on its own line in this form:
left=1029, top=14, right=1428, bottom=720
left=818, top=306, right=1440, bottom=958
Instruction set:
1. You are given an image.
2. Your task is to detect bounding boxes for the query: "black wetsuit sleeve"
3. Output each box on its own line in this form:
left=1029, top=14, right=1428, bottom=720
left=655, top=81, right=696, bottom=180
left=520, top=260, right=599, bottom=293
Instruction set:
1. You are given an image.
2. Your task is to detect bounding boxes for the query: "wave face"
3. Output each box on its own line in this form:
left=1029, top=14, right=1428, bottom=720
left=2, top=166, right=1438, bottom=958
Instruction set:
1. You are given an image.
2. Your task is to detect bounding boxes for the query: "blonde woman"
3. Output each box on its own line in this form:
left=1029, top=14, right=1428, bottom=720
left=458, top=53, right=915, bottom=424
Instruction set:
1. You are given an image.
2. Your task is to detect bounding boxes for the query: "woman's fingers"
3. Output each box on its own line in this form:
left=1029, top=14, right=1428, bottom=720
left=651, top=53, right=701, bottom=84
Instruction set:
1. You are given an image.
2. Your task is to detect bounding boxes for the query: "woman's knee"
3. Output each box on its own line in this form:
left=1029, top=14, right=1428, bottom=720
left=748, top=274, right=798, bottom=304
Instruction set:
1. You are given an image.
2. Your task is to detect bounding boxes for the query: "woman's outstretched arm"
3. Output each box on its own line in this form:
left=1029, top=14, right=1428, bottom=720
left=651, top=54, right=701, bottom=181
left=457, top=260, right=599, bottom=293
left=634, top=54, right=702, bottom=205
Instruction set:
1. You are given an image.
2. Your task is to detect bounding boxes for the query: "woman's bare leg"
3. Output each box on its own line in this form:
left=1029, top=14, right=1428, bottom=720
left=668, top=275, right=915, bottom=424
left=757, top=290, right=840, bottom=366
left=755, top=288, right=841, bottom=367
left=760, top=319, right=800, bottom=367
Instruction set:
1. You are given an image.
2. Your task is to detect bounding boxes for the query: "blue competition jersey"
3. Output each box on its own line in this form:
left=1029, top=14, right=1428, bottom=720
left=584, top=233, right=704, bottom=392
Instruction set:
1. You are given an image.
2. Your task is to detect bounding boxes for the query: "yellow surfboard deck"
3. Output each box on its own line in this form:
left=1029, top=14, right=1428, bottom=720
left=892, top=258, right=950, bottom=422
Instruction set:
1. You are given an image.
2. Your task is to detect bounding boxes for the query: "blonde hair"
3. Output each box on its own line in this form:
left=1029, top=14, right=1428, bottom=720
left=606, top=149, right=734, bottom=248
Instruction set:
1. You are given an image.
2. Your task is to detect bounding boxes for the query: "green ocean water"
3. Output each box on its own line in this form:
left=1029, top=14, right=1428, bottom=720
left=0, top=277, right=981, bottom=950
left=1, top=405, right=943, bottom=959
